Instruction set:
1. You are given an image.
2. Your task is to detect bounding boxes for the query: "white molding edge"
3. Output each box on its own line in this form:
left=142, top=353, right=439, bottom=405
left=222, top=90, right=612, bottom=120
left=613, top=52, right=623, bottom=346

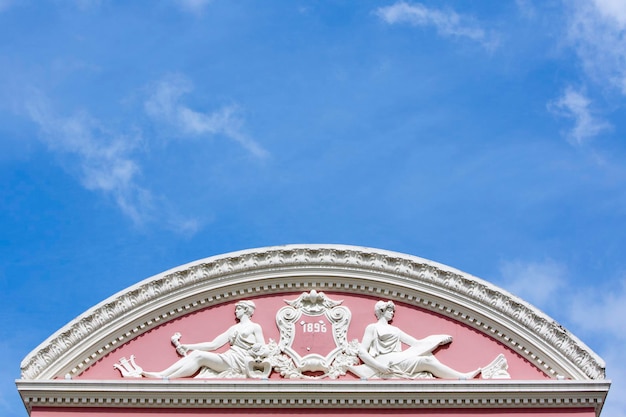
left=20, top=244, right=606, bottom=381
left=16, top=379, right=610, bottom=416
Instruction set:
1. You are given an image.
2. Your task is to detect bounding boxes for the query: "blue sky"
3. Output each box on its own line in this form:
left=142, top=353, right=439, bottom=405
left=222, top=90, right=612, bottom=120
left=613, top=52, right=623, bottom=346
left=1, top=0, right=626, bottom=415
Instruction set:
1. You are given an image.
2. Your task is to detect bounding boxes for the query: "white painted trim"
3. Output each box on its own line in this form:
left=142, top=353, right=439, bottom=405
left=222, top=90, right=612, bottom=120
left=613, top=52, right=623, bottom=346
left=20, top=245, right=606, bottom=381
left=17, top=379, right=610, bottom=416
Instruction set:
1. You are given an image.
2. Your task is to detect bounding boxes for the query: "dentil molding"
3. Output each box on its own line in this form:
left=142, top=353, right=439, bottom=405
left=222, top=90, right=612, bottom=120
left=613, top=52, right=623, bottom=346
left=16, top=379, right=610, bottom=416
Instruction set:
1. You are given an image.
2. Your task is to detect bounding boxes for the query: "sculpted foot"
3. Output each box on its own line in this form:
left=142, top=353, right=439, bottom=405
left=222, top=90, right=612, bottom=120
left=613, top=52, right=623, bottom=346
left=141, top=371, right=164, bottom=378
left=460, top=368, right=481, bottom=380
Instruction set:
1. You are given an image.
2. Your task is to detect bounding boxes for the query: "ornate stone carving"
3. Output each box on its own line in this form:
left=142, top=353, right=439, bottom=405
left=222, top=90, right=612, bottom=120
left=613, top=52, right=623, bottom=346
left=481, top=353, right=510, bottom=379
left=114, top=300, right=272, bottom=379
left=113, top=293, right=510, bottom=381
left=16, top=379, right=611, bottom=414
left=348, top=300, right=510, bottom=380
left=20, top=245, right=606, bottom=381
left=274, top=290, right=358, bottom=379
left=113, top=355, right=142, bottom=378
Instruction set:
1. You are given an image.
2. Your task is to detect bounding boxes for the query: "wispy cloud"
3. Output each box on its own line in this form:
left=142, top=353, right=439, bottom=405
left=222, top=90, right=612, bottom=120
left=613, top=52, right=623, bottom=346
left=174, top=0, right=213, bottom=15
left=22, top=91, right=204, bottom=233
left=590, top=0, right=626, bottom=30
left=498, top=259, right=567, bottom=307
left=144, top=74, right=268, bottom=158
left=74, top=0, right=103, bottom=10
left=548, top=87, right=611, bottom=145
left=593, top=345, right=626, bottom=417
left=18, top=74, right=258, bottom=232
left=374, top=1, right=497, bottom=49
left=567, top=276, right=626, bottom=416
left=0, top=0, right=13, bottom=13
left=24, top=91, right=154, bottom=225
left=515, top=0, right=535, bottom=18
left=568, top=278, right=626, bottom=341
left=498, top=258, right=626, bottom=415
left=565, top=0, right=626, bottom=94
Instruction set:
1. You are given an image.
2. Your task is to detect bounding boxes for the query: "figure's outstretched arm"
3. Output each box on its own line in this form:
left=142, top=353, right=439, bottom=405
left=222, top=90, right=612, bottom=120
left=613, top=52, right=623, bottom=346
left=398, top=329, right=452, bottom=348
left=180, top=327, right=232, bottom=352
left=357, top=348, right=392, bottom=374
left=398, top=329, right=420, bottom=346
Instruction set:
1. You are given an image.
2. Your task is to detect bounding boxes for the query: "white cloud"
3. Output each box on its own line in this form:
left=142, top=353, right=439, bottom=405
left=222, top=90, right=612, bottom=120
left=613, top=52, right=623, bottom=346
left=24, top=92, right=153, bottom=225
left=144, top=74, right=268, bottom=158
left=498, top=259, right=567, bottom=308
left=498, top=259, right=625, bottom=415
left=592, top=0, right=626, bottom=27
left=566, top=277, right=626, bottom=416
left=593, top=346, right=626, bottom=417
left=23, top=91, right=204, bottom=232
left=515, top=0, right=535, bottom=18
left=0, top=0, right=13, bottom=13
left=375, top=1, right=497, bottom=49
left=568, top=278, right=626, bottom=341
left=565, top=0, right=626, bottom=94
left=74, top=0, right=103, bottom=10
left=175, top=0, right=213, bottom=15
left=548, top=87, right=611, bottom=145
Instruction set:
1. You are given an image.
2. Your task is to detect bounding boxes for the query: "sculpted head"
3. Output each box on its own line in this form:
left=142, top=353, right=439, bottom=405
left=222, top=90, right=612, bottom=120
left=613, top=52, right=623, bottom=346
left=374, top=300, right=395, bottom=319
left=235, top=300, right=256, bottom=318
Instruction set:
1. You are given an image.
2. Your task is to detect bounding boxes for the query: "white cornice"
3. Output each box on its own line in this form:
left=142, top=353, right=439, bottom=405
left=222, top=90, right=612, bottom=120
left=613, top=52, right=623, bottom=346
left=20, top=245, right=606, bottom=381
left=16, top=379, right=610, bottom=416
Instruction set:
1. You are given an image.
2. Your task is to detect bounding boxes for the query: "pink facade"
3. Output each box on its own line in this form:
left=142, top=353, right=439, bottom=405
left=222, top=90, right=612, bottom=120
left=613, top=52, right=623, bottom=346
left=80, top=293, right=546, bottom=380
left=18, top=246, right=609, bottom=417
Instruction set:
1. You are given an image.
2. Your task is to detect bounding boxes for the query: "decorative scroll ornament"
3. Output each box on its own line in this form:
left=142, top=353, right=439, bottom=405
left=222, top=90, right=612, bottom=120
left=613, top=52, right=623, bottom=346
left=113, top=355, right=143, bottom=378
left=481, top=353, right=510, bottom=379
left=274, top=290, right=359, bottom=379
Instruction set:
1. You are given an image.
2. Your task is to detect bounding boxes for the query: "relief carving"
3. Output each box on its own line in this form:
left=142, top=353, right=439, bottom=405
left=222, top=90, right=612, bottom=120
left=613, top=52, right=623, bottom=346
left=114, top=292, right=510, bottom=381
left=115, top=300, right=271, bottom=379
left=348, top=300, right=510, bottom=380
left=273, top=290, right=359, bottom=379
left=46, top=245, right=601, bottom=382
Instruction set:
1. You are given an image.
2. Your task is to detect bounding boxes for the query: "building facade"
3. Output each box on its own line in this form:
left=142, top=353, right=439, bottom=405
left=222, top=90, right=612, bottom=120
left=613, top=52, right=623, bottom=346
left=17, top=245, right=610, bottom=416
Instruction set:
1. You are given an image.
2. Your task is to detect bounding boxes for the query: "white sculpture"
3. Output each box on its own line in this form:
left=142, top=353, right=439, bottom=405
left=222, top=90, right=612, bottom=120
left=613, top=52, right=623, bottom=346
left=115, top=300, right=270, bottom=379
left=114, top=296, right=509, bottom=380
left=274, top=290, right=359, bottom=379
left=348, top=300, right=509, bottom=379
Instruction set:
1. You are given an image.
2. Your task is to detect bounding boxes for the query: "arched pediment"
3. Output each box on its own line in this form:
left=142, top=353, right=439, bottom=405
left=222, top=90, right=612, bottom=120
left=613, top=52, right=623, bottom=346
left=20, top=244, right=605, bottom=382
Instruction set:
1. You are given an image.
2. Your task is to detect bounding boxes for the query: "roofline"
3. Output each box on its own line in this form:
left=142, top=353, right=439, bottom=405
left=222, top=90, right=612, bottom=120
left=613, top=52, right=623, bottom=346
left=17, top=379, right=611, bottom=417
left=20, top=244, right=606, bottom=381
